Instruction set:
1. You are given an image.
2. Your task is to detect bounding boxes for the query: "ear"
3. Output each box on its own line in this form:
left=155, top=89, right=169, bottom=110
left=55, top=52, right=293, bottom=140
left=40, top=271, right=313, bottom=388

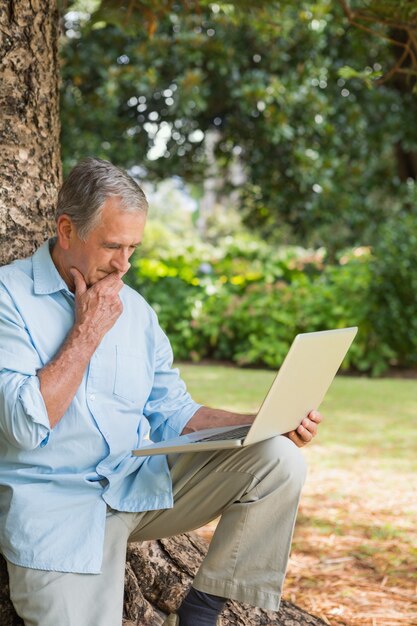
left=56, top=215, right=76, bottom=251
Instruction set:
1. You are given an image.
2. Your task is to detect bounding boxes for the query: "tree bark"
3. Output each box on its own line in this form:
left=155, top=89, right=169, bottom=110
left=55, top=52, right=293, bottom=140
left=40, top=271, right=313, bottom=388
left=0, top=0, right=61, bottom=265
left=0, top=533, right=328, bottom=626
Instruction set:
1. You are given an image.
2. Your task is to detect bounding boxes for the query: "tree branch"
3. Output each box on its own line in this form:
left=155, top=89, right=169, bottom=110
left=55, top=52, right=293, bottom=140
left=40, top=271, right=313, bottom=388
left=338, top=0, right=417, bottom=29
left=349, top=11, right=417, bottom=30
left=408, top=28, right=417, bottom=55
left=338, top=0, right=353, bottom=21
left=348, top=19, right=410, bottom=49
left=394, top=67, right=417, bottom=77
left=377, top=40, right=412, bottom=85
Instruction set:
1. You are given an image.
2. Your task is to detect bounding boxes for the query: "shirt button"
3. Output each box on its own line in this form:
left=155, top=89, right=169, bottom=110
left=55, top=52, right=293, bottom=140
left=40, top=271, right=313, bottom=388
left=89, top=394, right=96, bottom=401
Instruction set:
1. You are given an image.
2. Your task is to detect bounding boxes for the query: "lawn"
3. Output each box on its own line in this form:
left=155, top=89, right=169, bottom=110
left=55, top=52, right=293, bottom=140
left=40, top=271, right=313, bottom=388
left=177, top=363, right=417, bottom=626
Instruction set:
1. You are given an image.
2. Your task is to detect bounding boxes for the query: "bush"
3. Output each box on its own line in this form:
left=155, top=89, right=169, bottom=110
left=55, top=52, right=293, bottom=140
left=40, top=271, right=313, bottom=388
left=126, top=221, right=406, bottom=375
left=368, top=210, right=417, bottom=368
left=194, top=249, right=383, bottom=373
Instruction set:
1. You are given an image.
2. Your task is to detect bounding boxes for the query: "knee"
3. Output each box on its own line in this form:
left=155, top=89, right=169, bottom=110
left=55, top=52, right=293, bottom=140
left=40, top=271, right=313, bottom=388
left=257, top=435, right=308, bottom=494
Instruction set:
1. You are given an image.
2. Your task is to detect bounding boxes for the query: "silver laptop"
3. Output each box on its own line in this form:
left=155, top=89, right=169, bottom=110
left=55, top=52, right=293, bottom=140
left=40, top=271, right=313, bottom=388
left=132, top=327, right=358, bottom=457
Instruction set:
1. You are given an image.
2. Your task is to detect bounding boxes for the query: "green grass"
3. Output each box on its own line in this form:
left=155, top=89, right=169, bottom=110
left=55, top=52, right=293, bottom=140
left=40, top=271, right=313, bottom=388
left=176, top=363, right=417, bottom=472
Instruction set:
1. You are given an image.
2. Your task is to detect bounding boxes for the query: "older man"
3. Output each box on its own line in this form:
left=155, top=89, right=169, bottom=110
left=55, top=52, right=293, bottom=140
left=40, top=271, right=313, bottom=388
left=0, top=158, right=321, bottom=626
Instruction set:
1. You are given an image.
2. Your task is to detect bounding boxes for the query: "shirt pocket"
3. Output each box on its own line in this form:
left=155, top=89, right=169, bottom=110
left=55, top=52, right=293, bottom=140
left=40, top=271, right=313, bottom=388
left=113, top=345, right=149, bottom=405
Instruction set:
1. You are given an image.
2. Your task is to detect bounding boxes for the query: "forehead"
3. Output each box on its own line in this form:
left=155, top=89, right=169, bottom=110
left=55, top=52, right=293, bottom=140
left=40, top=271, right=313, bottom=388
left=93, top=196, right=146, bottom=240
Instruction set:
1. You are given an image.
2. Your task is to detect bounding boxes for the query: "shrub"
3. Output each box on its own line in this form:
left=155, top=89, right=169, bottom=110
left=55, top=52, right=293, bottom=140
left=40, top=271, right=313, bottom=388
left=368, top=210, right=417, bottom=368
left=126, top=222, right=402, bottom=375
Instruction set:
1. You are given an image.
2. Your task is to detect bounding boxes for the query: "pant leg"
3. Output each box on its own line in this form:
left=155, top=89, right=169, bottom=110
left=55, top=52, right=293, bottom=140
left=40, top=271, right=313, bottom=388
left=127, top=435, right=307, bottom=611
left=6, top=509, right=132, bottom=626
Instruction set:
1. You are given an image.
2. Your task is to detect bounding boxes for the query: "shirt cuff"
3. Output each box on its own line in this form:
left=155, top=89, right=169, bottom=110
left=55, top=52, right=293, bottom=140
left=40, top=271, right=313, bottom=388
left=153, top=400, right=202, bottom=442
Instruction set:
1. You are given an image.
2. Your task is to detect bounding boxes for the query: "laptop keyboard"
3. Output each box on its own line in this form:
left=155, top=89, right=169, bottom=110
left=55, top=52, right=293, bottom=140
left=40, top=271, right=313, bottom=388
left=196, top=425, right=251, bottom=442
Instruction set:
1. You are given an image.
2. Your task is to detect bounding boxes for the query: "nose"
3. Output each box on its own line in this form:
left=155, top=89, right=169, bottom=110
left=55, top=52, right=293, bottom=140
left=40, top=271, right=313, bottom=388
left=110, top=249, right=131, bottom=274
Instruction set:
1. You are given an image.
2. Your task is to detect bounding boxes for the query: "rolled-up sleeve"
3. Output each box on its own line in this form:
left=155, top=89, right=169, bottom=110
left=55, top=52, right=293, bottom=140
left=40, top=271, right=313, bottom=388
left=0, top=370, right=50, bottom=450
left=0, top=285, right=50, bottom=450
left=144, top=316, right=201, bottom=442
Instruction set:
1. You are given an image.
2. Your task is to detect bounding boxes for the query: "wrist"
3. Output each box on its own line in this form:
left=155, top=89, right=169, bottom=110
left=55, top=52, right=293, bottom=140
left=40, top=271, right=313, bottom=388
left=70, top=322, right=101, bottom=353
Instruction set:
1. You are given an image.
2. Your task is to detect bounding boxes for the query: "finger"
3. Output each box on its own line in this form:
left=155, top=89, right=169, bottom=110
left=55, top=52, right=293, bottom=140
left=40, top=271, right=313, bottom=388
left=296, top=424, right=313, bottom=442
left=101, top=270, right=124, bottom=288
left=92, top=271, right=124, bottom=294
left=308, top=410, right=323, bottom=423
left=301, top=417, right=318, bottom=437
left=287, top=430, right=306, bottom=448
left=70, top=267, right=87, bottom=296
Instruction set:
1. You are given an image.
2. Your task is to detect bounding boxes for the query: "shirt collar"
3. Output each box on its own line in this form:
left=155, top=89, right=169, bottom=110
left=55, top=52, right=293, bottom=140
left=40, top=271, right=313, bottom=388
left=32, top=238, right=73, bottom=296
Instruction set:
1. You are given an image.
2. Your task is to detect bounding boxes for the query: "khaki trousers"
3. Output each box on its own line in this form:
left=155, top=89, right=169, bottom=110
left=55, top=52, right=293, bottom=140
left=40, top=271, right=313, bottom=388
left=7, top=436, right=307, bottom=626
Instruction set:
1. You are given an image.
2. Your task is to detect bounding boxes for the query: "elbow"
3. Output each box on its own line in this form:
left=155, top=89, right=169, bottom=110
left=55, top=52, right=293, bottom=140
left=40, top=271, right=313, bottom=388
left=6, top=420, right=50, bottom=451
left=0, top=373, right=51, bottom=451
left=2, top=402, right=50, bottom=452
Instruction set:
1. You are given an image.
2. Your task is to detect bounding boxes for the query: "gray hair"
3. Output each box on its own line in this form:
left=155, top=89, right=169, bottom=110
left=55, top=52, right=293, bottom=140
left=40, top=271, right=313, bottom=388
left=56, top=157, right=148, bottom=240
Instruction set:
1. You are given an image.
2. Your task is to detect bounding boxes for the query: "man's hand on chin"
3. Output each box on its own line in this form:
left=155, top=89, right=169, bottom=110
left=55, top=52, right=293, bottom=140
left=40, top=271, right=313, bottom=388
left=285, top=410, right=323, bottom=447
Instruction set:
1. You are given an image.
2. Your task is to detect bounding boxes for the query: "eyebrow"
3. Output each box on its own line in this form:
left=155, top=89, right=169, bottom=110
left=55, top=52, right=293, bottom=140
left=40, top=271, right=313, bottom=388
left=102, top=241, right=142, bottom=247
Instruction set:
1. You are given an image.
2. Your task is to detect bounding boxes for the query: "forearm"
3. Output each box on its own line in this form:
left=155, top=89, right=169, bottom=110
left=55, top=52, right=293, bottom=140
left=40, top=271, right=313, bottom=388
left=181, top=405, right=255, bottom=434
left=37, top=269, right=124, bottom=428
left=182, top=406, right=323, bottom=449
left=37, top=325, right=98, bottom=428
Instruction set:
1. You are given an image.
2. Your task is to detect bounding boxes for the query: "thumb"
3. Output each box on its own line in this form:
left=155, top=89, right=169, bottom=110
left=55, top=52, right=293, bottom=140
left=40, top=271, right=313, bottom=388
left=69, top=267, right=87, bottom=296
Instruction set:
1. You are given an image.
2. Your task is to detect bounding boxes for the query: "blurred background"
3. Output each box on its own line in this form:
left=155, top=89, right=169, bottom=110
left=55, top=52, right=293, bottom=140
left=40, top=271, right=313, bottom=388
left=59, top=0, right=417, bottom=377
left=59, top=2, right=417, bottom=623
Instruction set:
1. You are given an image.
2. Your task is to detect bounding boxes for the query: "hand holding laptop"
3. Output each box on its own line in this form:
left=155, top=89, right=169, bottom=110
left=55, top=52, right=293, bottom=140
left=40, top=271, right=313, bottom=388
left=286, top=409, right=323, bottom=447
left=184, top=404, right=323, bottom=449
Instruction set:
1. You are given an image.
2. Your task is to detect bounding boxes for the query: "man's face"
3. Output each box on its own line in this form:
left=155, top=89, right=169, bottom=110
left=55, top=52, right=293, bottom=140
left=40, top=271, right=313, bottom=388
left=64, top=196, right=146, bottom=288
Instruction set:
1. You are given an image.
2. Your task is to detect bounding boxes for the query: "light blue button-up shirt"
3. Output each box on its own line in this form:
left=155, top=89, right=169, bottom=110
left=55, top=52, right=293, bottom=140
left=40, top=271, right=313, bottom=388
left=0, top=240, right=200, bottom=573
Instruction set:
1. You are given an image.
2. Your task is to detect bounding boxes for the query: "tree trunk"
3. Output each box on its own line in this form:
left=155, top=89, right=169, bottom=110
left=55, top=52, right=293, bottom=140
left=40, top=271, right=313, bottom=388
left=0, top=0, right=61, bottom=265
left=0, top=534, right=327, bottom=626
left=0, top=3, right=327, bottom=625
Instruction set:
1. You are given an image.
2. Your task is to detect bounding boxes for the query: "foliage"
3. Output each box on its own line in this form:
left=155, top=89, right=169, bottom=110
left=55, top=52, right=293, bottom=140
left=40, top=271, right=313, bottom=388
left=60, top=1, right=417, bottom=253
left=350, top=0, right=417, bottom=23
left=368, top=201, right=417, bottom=366
left=126, top=222, right=412, bottom=375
